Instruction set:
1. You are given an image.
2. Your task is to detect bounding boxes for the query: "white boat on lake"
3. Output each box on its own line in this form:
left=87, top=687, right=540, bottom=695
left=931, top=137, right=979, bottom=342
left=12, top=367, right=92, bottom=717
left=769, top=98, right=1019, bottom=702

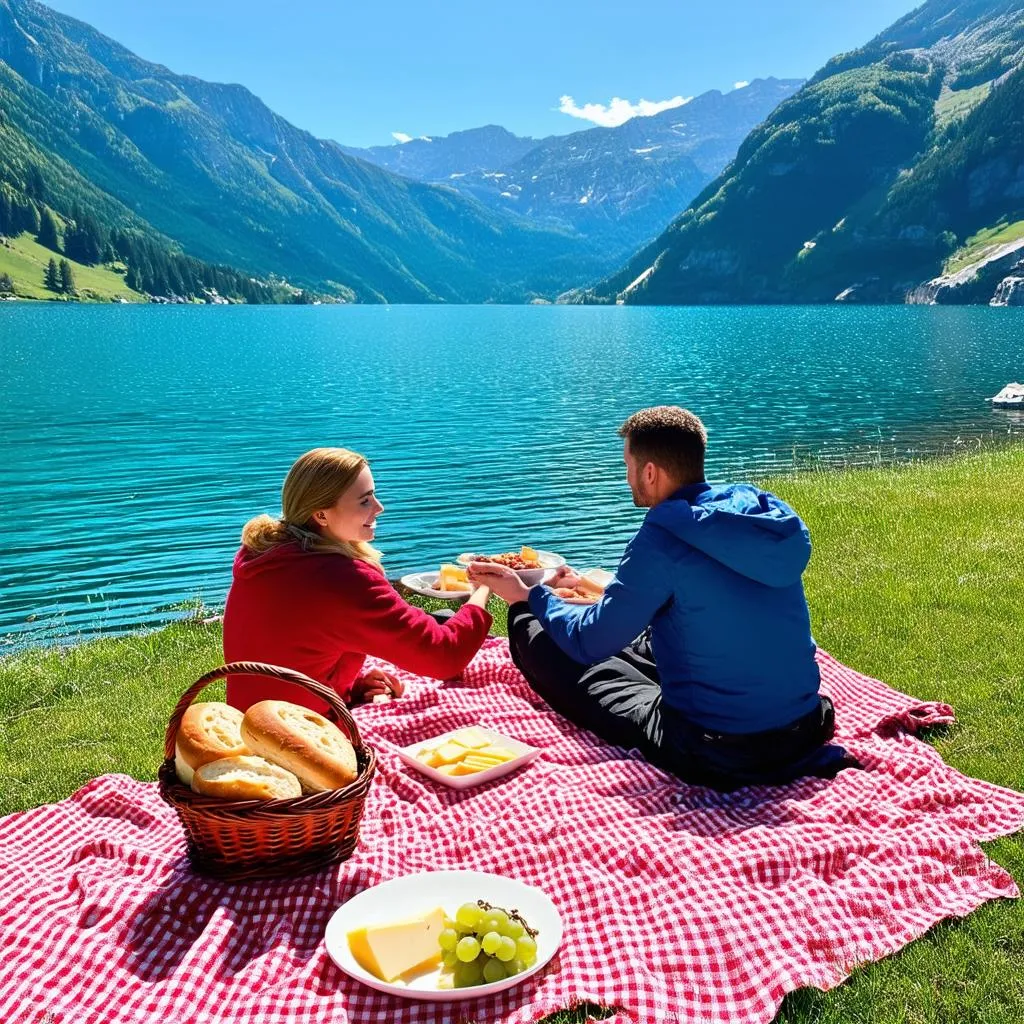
left=991, top=382, right=1024, bottom=407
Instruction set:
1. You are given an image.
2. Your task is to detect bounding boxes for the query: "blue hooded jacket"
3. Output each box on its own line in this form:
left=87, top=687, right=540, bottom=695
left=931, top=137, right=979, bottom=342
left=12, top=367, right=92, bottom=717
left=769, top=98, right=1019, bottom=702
left=528, top=482, right=821, bottom=734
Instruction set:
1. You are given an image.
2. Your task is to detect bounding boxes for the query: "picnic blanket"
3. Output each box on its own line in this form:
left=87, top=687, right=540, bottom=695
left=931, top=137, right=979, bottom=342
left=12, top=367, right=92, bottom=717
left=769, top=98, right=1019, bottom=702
left=1, top=640, right=1022, bottom=1024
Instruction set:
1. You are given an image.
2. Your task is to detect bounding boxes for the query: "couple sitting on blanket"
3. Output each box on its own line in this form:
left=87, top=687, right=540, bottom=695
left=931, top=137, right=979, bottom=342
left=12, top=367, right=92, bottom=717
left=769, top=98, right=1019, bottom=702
left=223, top=405, right=851, bottom=791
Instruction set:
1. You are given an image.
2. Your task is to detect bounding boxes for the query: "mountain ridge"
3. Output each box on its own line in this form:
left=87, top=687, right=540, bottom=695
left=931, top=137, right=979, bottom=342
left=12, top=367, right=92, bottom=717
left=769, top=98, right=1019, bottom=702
left=581, top=0, right=1024, bottom=306
left=342, top=79, right=804, bottom=268
left=0, top=0, right=603, bottom=302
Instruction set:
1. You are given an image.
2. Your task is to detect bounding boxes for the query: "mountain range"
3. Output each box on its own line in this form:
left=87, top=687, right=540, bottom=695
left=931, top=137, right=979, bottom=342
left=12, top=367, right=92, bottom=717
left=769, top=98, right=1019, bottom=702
left=0, top=0, right=798, bottom=303
left=2, top=0, right=1021, bottom=306
left=340, top=79, right=802, bottom=269
left=581, top=0, right=1024, bottom=305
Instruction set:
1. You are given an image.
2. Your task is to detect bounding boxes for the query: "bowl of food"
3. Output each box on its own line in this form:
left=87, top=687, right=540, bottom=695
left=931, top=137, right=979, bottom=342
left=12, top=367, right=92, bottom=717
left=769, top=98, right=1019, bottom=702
left=456, top=546, right=564, bottom=587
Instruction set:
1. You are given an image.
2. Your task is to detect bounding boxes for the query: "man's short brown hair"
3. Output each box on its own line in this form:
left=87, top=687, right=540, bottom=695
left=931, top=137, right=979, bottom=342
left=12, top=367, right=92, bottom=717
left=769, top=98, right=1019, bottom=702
left=618, top=406, right=707, bottom=484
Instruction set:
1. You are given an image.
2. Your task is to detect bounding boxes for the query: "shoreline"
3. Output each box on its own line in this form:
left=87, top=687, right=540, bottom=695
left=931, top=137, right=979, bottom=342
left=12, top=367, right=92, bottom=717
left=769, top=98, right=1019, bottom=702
left=3, top=441, right=1022, bottom=657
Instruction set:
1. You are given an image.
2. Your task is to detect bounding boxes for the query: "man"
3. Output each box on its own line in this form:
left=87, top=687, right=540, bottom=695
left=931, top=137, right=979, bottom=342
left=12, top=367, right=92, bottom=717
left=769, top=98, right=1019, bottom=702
left=468, top=406, right=851, bottom=790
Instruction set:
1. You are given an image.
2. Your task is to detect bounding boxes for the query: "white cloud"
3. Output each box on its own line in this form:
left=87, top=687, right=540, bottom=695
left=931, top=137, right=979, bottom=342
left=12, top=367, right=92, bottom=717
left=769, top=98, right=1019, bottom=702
left=733, top=80, right=750, bottom=90
left=391, top=132, right=413, bottom=144
left=557, top=93, right=692, bottom=128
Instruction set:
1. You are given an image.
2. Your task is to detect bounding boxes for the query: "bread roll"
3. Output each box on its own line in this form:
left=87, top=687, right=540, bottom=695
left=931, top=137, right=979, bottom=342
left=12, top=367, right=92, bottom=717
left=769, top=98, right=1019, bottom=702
left=191, top=755, right=302, bottom=800
left=241, top=700, right=358, bottom=791
left=174, top=701, right=249, bottom=785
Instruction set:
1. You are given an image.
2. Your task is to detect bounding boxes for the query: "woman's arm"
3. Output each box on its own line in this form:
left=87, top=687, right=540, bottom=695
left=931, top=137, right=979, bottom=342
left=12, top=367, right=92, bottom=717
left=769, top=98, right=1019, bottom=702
left=339, top=565, right=493, bottom=679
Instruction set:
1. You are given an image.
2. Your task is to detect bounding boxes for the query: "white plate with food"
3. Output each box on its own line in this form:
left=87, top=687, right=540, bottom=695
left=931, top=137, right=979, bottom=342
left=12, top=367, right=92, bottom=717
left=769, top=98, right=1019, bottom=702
left=400, top=568, right=474, bottom=601
left=548, top=568, right=614, bottom=605
left=398, top=726, right=540, bottom=789
left=324, top=869, right=562, bottom=1001
left=457, top=547, right=565, bottom=586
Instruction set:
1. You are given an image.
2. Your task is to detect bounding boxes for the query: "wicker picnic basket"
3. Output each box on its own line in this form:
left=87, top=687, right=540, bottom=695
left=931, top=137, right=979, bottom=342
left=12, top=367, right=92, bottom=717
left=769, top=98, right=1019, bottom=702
left=158, top=661, right=377, bottom=881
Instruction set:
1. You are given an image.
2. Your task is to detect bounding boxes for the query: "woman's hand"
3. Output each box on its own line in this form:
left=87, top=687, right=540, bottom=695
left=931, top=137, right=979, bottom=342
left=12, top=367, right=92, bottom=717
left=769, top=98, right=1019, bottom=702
left=466, top=562, right=532, bottom=605
left=352, top=667, right=405, bottom=705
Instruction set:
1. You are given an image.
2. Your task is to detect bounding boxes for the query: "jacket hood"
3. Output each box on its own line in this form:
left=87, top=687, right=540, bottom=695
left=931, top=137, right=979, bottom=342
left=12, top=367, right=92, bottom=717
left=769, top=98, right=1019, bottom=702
left=232, top=542, right=302, bottom=579
left=644, top=483, right=811, bottom=587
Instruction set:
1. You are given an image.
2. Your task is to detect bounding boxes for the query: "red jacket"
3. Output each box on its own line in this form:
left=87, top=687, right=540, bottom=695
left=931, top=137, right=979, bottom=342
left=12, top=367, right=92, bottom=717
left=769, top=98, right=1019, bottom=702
left=222, top=543, right=492, bottom=712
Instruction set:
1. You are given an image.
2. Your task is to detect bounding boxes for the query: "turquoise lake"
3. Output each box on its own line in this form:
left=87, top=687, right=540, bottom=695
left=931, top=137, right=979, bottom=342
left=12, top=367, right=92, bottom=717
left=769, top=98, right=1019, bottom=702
left=1, top=303, right=1021, bottom=646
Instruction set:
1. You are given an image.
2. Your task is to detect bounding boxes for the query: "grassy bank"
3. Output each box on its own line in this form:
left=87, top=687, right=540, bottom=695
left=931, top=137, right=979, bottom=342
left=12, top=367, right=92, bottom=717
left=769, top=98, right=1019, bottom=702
left=0, top=231, right=144, bottom=301
left=1, top=446, right=1022, bottom=1023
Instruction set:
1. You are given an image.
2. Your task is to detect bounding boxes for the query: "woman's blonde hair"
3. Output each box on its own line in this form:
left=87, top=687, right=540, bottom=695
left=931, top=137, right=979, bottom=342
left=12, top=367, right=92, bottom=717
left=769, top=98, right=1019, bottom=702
left=241, top=448, right=383, bottom=568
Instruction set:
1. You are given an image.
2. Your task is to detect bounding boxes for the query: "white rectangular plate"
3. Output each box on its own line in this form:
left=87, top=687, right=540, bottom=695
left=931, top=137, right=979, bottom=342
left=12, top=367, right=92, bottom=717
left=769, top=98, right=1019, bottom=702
left=397, top=727, right=540, bottom=789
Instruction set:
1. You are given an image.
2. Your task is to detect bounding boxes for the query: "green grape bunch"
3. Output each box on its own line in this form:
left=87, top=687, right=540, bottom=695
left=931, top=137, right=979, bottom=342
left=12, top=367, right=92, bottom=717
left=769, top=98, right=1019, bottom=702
left=437, top=899, right=540, bottom=988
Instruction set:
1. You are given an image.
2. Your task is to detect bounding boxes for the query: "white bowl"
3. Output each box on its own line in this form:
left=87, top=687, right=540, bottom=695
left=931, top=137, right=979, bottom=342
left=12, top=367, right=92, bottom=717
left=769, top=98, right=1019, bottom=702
left=457, top=549, right=564, bottom=587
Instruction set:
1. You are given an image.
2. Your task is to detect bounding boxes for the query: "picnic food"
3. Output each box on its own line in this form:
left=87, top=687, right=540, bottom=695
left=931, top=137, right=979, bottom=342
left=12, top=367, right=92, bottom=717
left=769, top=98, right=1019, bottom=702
left=471, top=545, right=542, bottom=570
left=415, top=727, right=518, bottom=776
left=551, top=570, right=609, bottom=604
left=241, top=700, right=358, bottom=791
left=437, top=900, right=539, bottom=988
left=174, top=701, right=249, bottom=786
left=191, top=754, right=302, bottom=800
left=436, top=563, right=473, bottom=592
left=347, top=906, right=446, bottom=982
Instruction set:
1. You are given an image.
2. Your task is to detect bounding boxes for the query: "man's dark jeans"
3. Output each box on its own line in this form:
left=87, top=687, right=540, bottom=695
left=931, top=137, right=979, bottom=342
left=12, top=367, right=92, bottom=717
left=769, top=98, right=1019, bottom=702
left=506, top=603, right=852, bottom=791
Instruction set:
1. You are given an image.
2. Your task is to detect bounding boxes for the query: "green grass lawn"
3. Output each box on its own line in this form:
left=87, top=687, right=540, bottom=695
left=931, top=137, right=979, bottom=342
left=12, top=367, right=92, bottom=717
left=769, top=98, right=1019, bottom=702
left=0, top=231, right=145, bottom=301
left=944, top=217, right=1024, bottom=275
left=1, top=445, right=1022, bottom=1023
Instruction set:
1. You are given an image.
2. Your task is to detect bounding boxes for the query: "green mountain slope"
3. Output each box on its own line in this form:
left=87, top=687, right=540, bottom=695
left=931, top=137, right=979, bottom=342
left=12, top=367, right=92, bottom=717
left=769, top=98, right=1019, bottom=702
left=583, top=0, right=1024, bottom=305
left=0, top=0, right=594, bottom=302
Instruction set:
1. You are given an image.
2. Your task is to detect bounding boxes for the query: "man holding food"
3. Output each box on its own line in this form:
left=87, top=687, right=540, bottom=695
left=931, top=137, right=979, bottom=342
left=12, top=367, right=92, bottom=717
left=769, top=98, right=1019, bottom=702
left=468, top=406, right=852, bottom=791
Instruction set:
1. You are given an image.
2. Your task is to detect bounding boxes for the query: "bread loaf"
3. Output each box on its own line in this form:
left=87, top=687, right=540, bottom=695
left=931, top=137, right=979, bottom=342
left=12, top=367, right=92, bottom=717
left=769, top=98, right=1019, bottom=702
left=191, top=755, right=302, bottom=800
left=174, top=702, right=249, bottom=785
left=241, top=700, right=358, bottom=791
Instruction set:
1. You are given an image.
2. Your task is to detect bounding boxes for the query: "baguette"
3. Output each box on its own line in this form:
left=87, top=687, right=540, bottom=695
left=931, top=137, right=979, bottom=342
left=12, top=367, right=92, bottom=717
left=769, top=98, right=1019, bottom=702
left=191, top=755, right=302, bottom=800
left=174, top=701, right=249, bottom=786
left=241, top=700, right=358, bottom=791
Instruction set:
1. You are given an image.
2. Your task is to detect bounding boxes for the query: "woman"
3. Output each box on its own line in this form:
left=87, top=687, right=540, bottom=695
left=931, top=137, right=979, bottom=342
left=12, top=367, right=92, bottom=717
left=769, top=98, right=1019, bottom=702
left=223, top=447, right=491, bottom=712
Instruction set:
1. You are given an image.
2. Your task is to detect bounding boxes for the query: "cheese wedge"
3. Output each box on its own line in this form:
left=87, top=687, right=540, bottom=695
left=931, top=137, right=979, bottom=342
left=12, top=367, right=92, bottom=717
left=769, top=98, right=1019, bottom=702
left=415, top=747, right=445, bottom=768
left=347, top=906, right=446, bottom=983
left=461, top=755, right=505, bottom=770
left=448, top=727, right=492, bottom=749
left=438, top=564, right=472, bottom=592
left=432, top=741, right=471, bottom=764
left=475, top=744, right=517, bottom=762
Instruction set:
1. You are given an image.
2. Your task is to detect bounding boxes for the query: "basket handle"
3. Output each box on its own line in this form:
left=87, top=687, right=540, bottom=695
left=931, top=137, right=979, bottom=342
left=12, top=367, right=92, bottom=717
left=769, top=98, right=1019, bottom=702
left=163, top=661, right=363, bottom=762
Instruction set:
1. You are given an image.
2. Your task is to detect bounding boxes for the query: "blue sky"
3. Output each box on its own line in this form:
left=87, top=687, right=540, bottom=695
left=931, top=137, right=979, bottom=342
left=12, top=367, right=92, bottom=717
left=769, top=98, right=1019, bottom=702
left=44, top=0, right=921, bottom=147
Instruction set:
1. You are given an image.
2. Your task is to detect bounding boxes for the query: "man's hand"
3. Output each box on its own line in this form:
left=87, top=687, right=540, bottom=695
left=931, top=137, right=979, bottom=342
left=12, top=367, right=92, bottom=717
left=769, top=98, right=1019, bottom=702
left=544, top=565, right=581, bottom=590
left=352, top=667, right=405, bottom=705
left=466, top=561, right=532, bottom=605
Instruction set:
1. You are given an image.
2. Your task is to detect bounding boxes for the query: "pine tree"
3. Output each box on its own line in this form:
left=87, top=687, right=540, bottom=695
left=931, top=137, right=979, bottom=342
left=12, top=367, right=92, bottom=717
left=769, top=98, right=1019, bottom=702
left=25, top=164, right=46, bottom=202
left=44, top=257, right=60, bottom=291
left=59, top=259, right=76, bottom=295
left=37, top=207, right=60, bottom=252
left=0, top=272, right=14, bottom=294
left=21, top=199, right=41, bottom=235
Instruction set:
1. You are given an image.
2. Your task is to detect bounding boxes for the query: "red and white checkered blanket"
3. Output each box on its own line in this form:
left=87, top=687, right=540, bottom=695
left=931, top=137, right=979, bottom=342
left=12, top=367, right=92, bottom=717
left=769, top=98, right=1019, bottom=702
left=1, top=641, right=1022, bottom=1024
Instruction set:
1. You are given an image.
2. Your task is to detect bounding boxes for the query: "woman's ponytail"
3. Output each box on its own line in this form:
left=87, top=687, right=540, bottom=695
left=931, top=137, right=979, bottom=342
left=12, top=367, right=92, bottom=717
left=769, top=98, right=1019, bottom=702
left=240, top=513, right=291, bottom=554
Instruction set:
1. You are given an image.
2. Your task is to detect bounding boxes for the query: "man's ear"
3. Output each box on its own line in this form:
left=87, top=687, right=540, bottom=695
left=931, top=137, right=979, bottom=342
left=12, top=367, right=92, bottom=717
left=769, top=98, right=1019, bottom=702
left=643, top=461, right=659, bottom=486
